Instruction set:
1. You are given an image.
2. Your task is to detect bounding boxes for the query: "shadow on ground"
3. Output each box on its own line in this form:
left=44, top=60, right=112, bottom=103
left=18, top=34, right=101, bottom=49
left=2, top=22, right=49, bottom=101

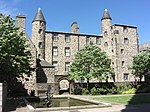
left=121, top=82, right=150, bottom=112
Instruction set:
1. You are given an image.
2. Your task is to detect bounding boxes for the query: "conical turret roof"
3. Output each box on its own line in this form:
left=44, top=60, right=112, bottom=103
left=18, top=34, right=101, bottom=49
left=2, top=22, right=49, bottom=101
left=101, top=9, right=112, bottom=20
left=33, top=8, right=46, bottom=22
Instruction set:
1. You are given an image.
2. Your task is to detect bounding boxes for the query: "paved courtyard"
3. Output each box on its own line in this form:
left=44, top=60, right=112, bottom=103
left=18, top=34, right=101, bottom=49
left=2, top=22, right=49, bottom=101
left=4, top=95, right=150, bottom=112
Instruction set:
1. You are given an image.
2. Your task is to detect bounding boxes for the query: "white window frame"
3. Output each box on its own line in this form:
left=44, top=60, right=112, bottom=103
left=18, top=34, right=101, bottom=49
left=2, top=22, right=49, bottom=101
left=53, top=47, right=58, bottom=56
left=53, top=61, right=58, bottom=71
left=65, top=62, right=70, bottom=72
left=65, top=47, right=70, bottom=57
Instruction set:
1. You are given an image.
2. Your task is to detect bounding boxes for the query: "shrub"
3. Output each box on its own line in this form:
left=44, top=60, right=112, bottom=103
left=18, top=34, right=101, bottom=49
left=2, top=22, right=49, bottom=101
left=82, top=88, right=90, bottom=95
left=91, top=87, right=98, bottom=95
left=97, top=88, right=107, bottom=95
left=122, top=88, right=137, bottom=94
left=115, top=84, right=133, bottom=94
left=108, top=86, right=118, bottom=94
left=91, top=87, right=108, bottom=95
left=74, top=85, right=82, bottom=95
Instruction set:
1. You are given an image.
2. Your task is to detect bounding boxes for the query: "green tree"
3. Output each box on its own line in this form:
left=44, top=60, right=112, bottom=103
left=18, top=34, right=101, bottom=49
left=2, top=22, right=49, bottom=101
left=0, top=14, right=32, bottom=87
left=69, top=44, right=115, bottom=89
left=131, top=50, right=150, bottom=82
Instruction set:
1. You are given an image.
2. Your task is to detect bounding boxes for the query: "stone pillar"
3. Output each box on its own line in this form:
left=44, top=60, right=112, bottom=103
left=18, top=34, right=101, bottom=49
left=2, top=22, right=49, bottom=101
left=0, top=83, right=7, bottom=112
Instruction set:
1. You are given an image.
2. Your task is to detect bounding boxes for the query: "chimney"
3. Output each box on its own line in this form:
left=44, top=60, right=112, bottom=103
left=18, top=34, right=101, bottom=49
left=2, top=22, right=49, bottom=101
left=16, top=15, right=26, bottom=32
left=71, top=22, right=80, bottom=34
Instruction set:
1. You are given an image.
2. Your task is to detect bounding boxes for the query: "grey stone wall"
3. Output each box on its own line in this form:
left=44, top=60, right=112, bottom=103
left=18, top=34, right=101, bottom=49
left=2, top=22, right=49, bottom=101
left=14, top=9, right=139, bottom=95
left=44, top=28, right=138, bottom=82
left=112, top=25, right=138, bottom=82
left=16, top=15, right=37, bottom=95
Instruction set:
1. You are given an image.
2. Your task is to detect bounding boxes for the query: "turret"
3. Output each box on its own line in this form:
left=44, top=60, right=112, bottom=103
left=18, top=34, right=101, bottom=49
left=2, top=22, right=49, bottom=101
left=101, top=9, right=112, bottom=36
left=32, top=8, right=46, bottom=59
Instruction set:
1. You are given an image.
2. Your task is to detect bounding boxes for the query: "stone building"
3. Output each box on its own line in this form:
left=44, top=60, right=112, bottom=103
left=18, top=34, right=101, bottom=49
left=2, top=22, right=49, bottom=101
left=139, top=42, right=150, bottom=52
left=16, top=8, right=139, bottom=95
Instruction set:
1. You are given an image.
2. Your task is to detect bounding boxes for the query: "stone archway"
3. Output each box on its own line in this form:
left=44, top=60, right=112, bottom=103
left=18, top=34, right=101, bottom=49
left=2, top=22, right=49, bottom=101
left=59, top=79, right=69, bottom=90
left=57, top=77, right=70, bottom=94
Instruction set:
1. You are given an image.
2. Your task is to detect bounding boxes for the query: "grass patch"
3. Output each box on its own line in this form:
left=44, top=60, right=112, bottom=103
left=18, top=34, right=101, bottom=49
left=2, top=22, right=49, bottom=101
left=93, top=94, right=150, bottom=105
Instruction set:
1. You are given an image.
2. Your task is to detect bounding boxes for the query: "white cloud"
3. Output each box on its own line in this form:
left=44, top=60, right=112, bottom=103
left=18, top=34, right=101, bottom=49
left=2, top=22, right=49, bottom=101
left=0, top=0, right=24, bottom=16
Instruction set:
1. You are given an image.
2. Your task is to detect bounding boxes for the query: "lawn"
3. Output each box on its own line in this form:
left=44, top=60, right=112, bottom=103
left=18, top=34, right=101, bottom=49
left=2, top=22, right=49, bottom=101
left=93, top=94, right=150, bottom=105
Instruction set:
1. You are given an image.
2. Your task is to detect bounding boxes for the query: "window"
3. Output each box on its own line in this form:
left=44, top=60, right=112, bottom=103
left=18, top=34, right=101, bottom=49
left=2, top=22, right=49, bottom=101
left=53, top=34, right=58, bottom=42
left=104, top=31, right=108, bottom=36
left=124, top=73, right=129, bottom=81
left=121, top=49, right=124, bottom=54
left=86, top=36, right=90, bottom=44
left=38, top=29, right=42, bottom=34
left=123, top=27, right=128, bottom=33
left=40, top=21, right=44, bottom=26
left=122, top=61, right=125, bottom=67
left=38, top=42, right=42, bottom=48
left=104, top=42, right=108, bottom=46
left=65, top=35, right=70, bottom=43
left=111, top=38, right=114, bottom=45
left=53, top=47, right=58, bottom=56
left=65, top=62, right=70, bottom=72
left=112, top=62, right=114, bottom=66
left=113, top=30, right=119, bottom=35
left=124, top=38, right=129, bottom=44
left=38, top=54, right=41, bottom=59
left=52, top=61, right=58, bottom=71
left=96, top=37, right=101, bottom=45
left=65, top=47, right=70, bottom=57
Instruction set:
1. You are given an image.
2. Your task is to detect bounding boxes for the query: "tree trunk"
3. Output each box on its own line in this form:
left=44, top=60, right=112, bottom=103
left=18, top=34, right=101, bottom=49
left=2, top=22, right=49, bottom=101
left=87, top=78, right=89, bottom=90
left=139, top=76, right=142, bottom=83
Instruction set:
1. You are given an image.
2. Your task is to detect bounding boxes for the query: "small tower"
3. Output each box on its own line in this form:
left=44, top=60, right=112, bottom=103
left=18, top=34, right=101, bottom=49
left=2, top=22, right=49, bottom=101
left=101, top=9, right=112, bottom=35
left=32, top=8, right=46, bottom=59
left=71, top=22, right=80, bottom=34
left=101, top=9, right=113, bottom=59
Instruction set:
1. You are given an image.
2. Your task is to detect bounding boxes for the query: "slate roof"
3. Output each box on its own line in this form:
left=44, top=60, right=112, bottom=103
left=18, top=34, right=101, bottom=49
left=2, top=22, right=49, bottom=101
left=37, top=59, right=54, bottom=68
left=33, top=8, right=46, bottom=22
left=101, top=9, right=112, bottom=20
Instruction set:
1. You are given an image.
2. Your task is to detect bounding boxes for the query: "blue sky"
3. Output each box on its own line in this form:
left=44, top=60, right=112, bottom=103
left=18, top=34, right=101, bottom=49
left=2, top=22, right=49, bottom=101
left=0, top=0, right=150, bottom=44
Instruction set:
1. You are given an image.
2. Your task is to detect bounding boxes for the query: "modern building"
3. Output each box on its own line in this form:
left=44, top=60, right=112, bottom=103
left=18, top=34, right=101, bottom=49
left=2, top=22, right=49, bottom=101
left=16, top=8, right=139, bottom=95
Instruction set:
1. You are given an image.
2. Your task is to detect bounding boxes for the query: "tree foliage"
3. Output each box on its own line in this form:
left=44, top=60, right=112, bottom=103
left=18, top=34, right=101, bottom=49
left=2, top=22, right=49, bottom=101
left=69, top=44, right=115, bottom=86
left=0, top=14, right=32, bottom=83
left=131, top=50, right=150, bottom=81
